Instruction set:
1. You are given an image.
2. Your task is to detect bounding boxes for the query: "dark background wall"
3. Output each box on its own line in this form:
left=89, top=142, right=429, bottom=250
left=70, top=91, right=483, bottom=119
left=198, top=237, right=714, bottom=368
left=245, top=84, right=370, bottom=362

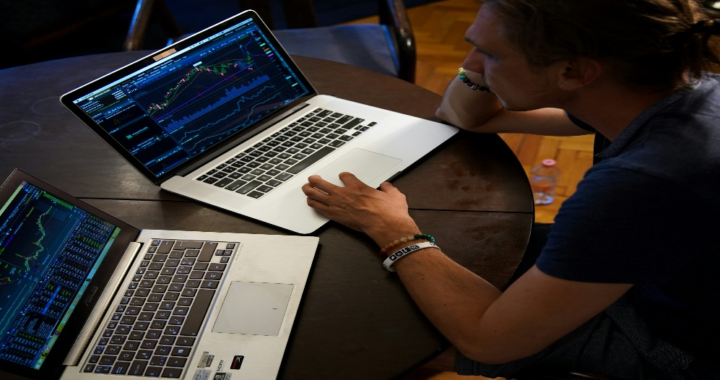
left=1, top=0, right=438, bottom=70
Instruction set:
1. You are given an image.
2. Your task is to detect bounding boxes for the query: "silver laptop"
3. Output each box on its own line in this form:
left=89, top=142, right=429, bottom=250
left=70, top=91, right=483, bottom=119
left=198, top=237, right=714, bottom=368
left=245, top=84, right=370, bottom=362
left=0, top=169, right=318, bottom=380
left=59, top=10, right=458, bottom=234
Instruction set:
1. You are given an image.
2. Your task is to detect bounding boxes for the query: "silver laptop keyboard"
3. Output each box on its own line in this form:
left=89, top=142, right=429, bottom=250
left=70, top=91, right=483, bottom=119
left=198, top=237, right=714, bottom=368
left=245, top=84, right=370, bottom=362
left=83, top=239, right=239, bottom=377
left=196, top=108, right=377, bottom=198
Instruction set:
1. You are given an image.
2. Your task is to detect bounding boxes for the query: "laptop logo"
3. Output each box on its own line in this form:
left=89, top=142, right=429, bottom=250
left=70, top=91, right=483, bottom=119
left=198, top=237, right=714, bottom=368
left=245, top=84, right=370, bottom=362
left=153, top=48, right=176, bottom=61
left=84, top=285, right=99, bottom=306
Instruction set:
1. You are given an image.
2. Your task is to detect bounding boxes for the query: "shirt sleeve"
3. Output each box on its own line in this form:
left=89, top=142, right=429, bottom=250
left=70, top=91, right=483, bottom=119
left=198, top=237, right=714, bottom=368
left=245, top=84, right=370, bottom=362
left=535, top=166, right=714, bottom=284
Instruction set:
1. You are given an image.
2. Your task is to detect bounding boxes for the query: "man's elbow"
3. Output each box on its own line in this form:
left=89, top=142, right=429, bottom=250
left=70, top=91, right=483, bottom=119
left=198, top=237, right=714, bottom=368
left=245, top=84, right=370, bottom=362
left=434, top=106, right=452, bottom=125
left=435, top=106, right=476, bottom=131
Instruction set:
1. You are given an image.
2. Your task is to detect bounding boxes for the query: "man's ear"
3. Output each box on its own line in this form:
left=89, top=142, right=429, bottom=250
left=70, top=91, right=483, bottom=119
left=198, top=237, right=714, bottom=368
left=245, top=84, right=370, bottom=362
left=556, top=57, right=602, bottom=90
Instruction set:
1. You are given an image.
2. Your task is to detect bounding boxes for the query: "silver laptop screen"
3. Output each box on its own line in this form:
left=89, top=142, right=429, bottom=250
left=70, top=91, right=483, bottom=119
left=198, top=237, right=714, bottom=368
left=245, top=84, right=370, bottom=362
left=0, top=181, right=121, bottom=370
left=69, top=18, right=311, bottom=178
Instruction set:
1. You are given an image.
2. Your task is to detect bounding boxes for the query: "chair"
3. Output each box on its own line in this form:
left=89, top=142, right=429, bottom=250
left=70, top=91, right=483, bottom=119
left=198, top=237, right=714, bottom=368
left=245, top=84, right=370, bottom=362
left=123, top=0, right=417, bottom=82
left=1, top=0, right=139, bottom=69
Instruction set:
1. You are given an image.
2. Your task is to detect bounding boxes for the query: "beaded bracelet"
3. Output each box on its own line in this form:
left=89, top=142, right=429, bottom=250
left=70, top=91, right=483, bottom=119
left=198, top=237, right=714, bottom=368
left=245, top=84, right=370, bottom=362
left=458, top=67, right=491, bottom=92
left=383, top=241, right=440, bottom=272
left=380, top=233, right=435, bottom=254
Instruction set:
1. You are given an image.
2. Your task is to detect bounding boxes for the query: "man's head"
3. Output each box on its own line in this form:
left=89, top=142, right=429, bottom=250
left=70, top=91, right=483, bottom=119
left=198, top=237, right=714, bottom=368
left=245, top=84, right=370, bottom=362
left=482, top=0, right=720, bottom=92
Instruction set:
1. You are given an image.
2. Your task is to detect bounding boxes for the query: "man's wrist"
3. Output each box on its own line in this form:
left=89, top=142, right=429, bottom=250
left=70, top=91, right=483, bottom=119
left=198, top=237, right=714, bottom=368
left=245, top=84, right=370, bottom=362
left=364, top=224, right=422, bottom=255
left=457, top=68, right=490, bottom=92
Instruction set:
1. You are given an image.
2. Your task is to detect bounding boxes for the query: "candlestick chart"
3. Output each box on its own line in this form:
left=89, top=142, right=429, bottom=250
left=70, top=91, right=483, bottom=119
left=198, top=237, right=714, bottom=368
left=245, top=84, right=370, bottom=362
left=130, top=30, right=305, bottom=155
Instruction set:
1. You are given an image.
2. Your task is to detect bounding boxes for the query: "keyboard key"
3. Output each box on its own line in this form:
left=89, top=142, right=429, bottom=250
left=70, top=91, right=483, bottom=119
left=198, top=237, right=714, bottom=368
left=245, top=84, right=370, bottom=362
left=164, top=292, right=180, bottom=301
left=287, top=147, right=335, bottom=174
left=171, top=346, right=190, bottom=357
left=176, top=337, right=195, bottom=346
left=197, top=242, right=217, bottom=263
left=99, top=356, right=116, bottom=366
left=236, top=180, right=262, bottom=195
left=137, top=350, right=153, bottom=360
left=150, top=356, right=167, bottom=366
left=128, top=360, right=148, bottom=376
left=161, top=368, right=183, bottom=378
left=226, top=180, right=248, bottom=192
left=275, top=173, right=293, bottom=181
left=160, top=336, right=176, bottom=345
left=119, top=351, right=135, bottom=362
left=247, top=191, right=264, bottom=199
left=214, top=178, right=233, bottom=188
left=209, top=263, right=226, bottom=271
left=111, top=361, right=131, bottom=375
left=144, top=366, right=163, bottom=377
left=178, top=298, right=192, bottom=307
left=180, top=289, right=215, bottom=336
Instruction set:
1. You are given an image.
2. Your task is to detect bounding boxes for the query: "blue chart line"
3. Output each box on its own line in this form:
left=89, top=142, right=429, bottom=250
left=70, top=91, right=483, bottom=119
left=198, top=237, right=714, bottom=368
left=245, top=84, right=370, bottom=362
left=164, top=74, right=271, bottom=133
left=181, top=86, right=281, bottom=151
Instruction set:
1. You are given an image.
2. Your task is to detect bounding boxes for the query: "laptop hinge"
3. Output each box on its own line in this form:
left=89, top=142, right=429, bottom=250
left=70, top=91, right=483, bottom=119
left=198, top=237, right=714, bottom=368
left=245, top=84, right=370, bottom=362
left=176, top=102, right=312, bottom=177
left=63, top=242, right=142, bottom=366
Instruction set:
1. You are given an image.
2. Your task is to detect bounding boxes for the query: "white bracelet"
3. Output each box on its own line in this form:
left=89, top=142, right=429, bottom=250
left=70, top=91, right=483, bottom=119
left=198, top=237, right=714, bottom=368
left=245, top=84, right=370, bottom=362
left=383, top=241, right=439, bottom=272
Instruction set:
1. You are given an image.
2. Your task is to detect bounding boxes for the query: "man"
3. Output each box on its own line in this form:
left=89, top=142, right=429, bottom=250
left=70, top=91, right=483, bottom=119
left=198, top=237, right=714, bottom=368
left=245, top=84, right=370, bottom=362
left=302, top=1, right=720, bottom=378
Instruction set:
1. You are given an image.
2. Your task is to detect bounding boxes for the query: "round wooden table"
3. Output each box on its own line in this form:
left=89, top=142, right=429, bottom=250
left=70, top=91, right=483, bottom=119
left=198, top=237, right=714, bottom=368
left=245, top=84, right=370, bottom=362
left=0, top=52, right=533, bottom=379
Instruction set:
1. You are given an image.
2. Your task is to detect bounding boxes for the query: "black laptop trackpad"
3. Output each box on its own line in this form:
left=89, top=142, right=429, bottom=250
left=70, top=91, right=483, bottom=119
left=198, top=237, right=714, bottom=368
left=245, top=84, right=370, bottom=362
left=212, top=281, right=294, bottom=336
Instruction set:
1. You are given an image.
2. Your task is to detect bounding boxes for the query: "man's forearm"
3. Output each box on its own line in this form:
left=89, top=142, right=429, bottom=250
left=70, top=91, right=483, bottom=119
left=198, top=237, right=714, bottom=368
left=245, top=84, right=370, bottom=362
left=393, top=247, right=502, bottom=360
left=436, top=72, right=503, bottom=132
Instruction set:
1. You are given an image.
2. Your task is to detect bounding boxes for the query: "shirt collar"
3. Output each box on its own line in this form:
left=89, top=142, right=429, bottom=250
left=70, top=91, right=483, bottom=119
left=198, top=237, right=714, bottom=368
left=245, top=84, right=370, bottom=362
left=596, top=83, right=698, bottom=160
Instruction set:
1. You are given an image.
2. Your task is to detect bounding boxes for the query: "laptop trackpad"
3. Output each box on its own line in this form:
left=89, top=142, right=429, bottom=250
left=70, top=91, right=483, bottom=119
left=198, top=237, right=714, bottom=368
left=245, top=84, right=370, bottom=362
left=212, top=281, right=294, bottom=336
left=313, top=148, right=401, bottom=186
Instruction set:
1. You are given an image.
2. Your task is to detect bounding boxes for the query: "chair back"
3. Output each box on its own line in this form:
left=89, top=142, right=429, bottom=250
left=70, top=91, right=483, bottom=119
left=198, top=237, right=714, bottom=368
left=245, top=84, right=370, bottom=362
left=238, top=0, right=319, bottom=29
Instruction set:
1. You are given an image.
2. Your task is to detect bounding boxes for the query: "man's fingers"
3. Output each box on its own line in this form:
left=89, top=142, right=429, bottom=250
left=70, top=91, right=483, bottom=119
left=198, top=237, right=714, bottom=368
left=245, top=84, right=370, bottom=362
left=307, top=175, right=339, bottom=195
left=379, top=181, right=398, bottom=193
left=306, top=196, right=330, bottom=213
left=301, top=183, right=331, bottom=203
left=338, top=172, right=371, bottom=188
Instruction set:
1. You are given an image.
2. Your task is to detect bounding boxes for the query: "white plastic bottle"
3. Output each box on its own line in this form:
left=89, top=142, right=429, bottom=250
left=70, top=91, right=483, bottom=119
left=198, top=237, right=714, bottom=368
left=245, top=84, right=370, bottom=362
left=530, top=159, right=561, bottom=205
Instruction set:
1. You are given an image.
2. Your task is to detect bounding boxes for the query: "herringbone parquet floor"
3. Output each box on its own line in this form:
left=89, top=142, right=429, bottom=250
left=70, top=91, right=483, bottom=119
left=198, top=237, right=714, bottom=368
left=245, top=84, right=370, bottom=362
left=346, top=1, right=594, bottom=379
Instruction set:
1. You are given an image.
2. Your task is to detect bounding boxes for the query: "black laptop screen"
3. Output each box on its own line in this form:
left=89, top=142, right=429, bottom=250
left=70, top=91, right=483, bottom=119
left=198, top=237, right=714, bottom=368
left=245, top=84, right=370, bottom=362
left=69, top=17, right=310, bottom=179
left=0, top=181, right=120, bottom=370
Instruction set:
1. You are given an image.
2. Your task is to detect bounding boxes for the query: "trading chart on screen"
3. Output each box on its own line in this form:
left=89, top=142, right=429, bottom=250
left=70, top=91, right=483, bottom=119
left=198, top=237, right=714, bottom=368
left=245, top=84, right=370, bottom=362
left=0, top=182, right=120, bottom=369
left=73, top=19, right=310, bottom=177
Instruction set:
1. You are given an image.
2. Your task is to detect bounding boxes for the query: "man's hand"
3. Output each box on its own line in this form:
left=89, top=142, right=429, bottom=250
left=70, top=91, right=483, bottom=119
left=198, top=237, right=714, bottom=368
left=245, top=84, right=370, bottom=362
left=302, top=173, right=420, bottom=246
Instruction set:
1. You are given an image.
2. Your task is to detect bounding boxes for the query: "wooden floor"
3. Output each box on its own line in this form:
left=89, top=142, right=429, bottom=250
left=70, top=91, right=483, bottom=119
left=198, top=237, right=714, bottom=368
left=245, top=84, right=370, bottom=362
left=345, top=0, right=593, bottom=378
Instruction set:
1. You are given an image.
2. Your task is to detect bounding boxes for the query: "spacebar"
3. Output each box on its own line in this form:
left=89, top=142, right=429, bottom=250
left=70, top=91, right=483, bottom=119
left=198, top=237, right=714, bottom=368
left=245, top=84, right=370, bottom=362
left=180, top=289, right=215, bottom=336
left=286, top=147, right=335, bottom=174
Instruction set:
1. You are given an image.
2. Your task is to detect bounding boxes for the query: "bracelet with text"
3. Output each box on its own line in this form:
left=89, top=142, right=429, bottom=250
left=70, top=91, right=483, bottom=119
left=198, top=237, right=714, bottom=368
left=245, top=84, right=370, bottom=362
left=458, top=67, right=491, bottom=92
left=383, top=241, right=440, bottom=272
left=380, top=233, right=435, bottom=254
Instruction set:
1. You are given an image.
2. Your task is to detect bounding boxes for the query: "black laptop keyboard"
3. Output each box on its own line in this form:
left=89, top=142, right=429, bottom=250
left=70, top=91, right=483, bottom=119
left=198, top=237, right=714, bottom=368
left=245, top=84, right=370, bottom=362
left=83, top=239, right=239, bottom=377
left=196, top=108, right=377, bottom=198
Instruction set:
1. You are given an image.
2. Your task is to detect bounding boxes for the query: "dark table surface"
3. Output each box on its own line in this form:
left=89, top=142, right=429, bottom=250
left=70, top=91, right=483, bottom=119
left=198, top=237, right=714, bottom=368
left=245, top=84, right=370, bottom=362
left=0, top=52, right=534, bottom=379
